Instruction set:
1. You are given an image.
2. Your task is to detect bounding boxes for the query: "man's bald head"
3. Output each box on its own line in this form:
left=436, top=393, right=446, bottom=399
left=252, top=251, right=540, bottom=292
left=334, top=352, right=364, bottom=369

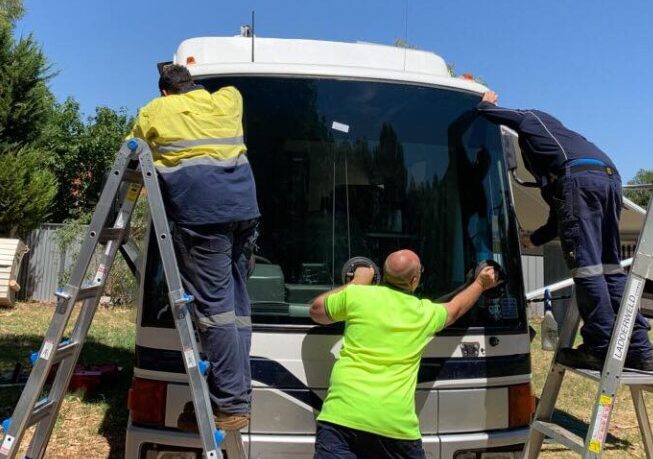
left=383, top=249, right=422, bottom=292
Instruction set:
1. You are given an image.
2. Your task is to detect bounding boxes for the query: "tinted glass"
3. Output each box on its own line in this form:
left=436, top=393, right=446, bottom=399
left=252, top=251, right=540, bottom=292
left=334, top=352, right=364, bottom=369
left=142, top=77, right=525, bottom=332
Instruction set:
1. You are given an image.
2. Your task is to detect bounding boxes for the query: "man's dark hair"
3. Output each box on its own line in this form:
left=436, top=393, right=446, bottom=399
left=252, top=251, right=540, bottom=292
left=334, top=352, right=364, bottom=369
left=158, top=64, right=194, bottom=94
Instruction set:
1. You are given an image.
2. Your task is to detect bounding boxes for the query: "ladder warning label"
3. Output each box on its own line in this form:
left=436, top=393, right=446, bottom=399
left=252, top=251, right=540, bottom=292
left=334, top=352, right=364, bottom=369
left=613, top=278, right=643, bottom=361
left=0, top=435, right=14, bottom=455
left=183, top=348, right=197, bottom=369
left=589, top=395, right=613, bottom=453
left=126, top=184, right=140, bottom=202
left=40, top=340, right=54, bottom=361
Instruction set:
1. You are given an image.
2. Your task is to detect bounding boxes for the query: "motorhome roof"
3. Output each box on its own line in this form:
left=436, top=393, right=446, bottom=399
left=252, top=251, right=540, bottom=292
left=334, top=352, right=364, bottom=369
left=173, top=36, right=487, bottom=93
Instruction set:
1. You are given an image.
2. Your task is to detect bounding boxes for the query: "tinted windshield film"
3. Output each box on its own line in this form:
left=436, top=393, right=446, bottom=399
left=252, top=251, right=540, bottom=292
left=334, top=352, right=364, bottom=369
left=142, top=77, right=525, bottom=332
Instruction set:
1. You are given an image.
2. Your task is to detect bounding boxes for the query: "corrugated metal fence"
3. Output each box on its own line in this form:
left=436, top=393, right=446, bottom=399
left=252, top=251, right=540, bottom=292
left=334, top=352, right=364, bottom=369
left=17, top=223, right=89, bottom=302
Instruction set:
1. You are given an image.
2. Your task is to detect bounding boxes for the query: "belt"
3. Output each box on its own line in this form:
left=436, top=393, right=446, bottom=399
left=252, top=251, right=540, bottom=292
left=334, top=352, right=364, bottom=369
left=544, top=159, right=617, bottom=186
left=564, top=159, right=616, bottom=177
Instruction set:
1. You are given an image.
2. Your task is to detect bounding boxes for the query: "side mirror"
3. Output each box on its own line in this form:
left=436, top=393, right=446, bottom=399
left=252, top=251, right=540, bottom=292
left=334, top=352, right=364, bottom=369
left=500, top=125, right=540, bottom=188
left=500, top=125, right=519, bottom=171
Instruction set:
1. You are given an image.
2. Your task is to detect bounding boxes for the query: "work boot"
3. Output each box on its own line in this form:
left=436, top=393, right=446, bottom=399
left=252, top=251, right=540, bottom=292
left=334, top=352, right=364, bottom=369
left=214, top=411, right=250, bottom=431
left=177, top=401, right=250, bottom=432
left=625, top=353, right=653, bottom=371
left=556, top=344, right=605, bottom=371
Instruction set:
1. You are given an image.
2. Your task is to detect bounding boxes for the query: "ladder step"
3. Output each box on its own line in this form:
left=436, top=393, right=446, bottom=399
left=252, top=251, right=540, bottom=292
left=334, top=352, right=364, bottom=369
left=54, top=286, right=103, bottom=302
left=28, top=399, right=56, bottom=427
left=532, top=420, right=585, bottom=454
left=122, top=169, right=143, bottom=183
left=99, top=228, right=126, bottom=243
left=51, top=341, right=79, bottom=365
left=77, top=286, right=103, bottom=301
left=562, top=365, right=653, bottom=385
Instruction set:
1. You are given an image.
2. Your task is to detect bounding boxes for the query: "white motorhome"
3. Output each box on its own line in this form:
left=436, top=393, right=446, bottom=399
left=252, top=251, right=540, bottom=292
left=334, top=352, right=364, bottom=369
left=125, top=35, right=534, bottom=459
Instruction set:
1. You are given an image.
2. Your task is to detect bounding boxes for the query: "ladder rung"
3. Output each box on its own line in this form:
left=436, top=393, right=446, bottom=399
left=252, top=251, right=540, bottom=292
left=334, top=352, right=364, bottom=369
left=28, top=399, right=56, bottom=427
left=99, top=228, right=126, bottom=243
left=77, top=286, right=102, bottom=301
left=51, top=342, right=79, bottom=365
left=562, top=365, right=602, bottom=381
left=532, top=420, right=585, bottom=454
left=563, top=366, right=653, bottom=385
left=122, top=169, right=142, bottom=183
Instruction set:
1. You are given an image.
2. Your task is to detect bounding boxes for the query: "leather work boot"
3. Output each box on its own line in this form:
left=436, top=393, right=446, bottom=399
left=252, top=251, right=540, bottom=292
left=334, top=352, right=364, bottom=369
left=214, top=411, right=250, bottom=430
left=625, top=354, right=653, bottom=371
left=177, top=401, right=250, bottom=432
left=556, top=344, right=605, bottom=371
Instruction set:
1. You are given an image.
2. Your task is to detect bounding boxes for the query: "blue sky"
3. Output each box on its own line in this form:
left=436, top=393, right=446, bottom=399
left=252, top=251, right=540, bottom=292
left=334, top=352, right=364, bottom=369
left=15, top=0, right=652, bottom=180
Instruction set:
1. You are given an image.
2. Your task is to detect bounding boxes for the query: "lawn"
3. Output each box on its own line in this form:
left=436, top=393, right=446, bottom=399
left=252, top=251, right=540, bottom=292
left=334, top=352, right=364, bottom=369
left=0, top=303, right=135, bottom=458
left=1, top=303, right=652, bottom=458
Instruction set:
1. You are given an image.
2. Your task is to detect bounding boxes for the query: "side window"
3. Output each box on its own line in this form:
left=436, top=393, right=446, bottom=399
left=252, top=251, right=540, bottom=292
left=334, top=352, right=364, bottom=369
left=141, top=229, right=174, bottom=328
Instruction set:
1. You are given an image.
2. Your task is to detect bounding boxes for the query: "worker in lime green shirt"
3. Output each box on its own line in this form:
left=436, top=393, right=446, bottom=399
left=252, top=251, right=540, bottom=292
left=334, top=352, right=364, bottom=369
left=309, top=249, right=500, bottom=459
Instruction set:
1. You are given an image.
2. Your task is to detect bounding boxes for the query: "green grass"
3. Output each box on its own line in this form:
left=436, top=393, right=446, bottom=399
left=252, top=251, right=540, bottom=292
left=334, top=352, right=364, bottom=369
left=0, top=303, right=135, bottom=458
left=1, top=304, right=652, bottom=457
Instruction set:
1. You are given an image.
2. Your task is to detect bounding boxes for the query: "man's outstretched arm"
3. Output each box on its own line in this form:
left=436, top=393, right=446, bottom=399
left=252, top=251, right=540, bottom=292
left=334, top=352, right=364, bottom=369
left=476, top=91, right=526, bottom=132
left=443, top=266, right=500, bottom=327
left=309, top=267, right=375, bottom=325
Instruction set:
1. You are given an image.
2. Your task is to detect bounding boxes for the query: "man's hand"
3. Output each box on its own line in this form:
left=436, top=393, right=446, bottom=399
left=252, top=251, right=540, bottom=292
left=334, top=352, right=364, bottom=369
left=352, top=266, right=375, bottom=285
left=481, top=91, right=498, bottom=105
left=474, top=266, right=501, bottom=291
left=520, top=229, right=536, bottom=249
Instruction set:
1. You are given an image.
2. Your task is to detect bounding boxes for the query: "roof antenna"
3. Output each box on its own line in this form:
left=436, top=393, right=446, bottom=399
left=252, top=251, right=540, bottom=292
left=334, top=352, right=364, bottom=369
left=251, top=10, right=255, bottom=63
left=403, top=0, right=408, bottom=71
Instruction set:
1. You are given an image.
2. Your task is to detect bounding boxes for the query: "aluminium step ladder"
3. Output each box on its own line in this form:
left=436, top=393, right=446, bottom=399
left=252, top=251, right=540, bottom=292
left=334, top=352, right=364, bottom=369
left=0, top=139, right=246, bottom=459
left=523, top=194, right=653, bottom=458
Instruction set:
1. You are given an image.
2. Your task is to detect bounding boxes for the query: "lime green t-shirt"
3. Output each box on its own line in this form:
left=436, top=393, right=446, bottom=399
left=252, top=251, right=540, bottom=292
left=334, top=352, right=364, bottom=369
left=317, top=284, right=448, bottom=440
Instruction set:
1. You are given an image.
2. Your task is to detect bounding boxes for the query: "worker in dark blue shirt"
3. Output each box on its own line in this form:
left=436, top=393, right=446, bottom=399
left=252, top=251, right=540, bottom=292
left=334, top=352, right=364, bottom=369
left=477, top=90, right=653, bottom=371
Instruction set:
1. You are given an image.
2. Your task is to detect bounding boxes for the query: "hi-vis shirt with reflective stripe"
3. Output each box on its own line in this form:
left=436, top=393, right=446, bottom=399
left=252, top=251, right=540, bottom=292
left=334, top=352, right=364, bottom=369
left=128, top=86, right=259, bottom=225
left=128, top=86, right=246, bottom=166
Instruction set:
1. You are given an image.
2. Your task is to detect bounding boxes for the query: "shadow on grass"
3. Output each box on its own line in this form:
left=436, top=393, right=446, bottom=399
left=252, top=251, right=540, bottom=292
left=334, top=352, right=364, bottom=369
left=0, top=334, right=133, bottom=458
left=543, top=403, right=633, bottom=451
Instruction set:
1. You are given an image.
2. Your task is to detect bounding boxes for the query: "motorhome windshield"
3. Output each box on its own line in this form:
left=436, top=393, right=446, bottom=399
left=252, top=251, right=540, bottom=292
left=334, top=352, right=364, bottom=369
left=142, top=76, right=525, bottom=332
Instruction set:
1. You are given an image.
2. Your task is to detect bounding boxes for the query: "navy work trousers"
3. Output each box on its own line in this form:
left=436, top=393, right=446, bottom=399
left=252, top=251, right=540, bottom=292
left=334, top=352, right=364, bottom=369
left=314, top=421, right=426, bottom=459
left=172, top=219, right=258, bottom=415
left=553, top=170, right=652, bottom=358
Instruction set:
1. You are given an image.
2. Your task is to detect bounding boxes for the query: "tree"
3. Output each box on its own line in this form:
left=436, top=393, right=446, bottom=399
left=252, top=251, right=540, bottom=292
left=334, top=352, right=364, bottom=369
left=0, top=14, right=57, bottom=236
left=0, top=147, right=57, bottom=236
left=41, top=99, right=133, bottom=221
left=0, top=0, right=24, bottom=26
left=0, top=25, right=54, bottom=147
left=624, top=169, right=653, bottom=208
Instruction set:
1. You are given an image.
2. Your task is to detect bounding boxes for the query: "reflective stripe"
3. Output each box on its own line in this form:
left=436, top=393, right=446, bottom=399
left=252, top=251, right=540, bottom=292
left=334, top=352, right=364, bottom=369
left=157, top=136, right=244, bottom=153
left=572, top=264, right=626, bottom=278
left=157, top=154, right=249, bottom=174
left=236, top=316, right=252, bottom=327
left=572, top=264, right=604, bottom=278
left=196, top=310, right=236, bottom=328
left=603, top=264, right=626, bottom=275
